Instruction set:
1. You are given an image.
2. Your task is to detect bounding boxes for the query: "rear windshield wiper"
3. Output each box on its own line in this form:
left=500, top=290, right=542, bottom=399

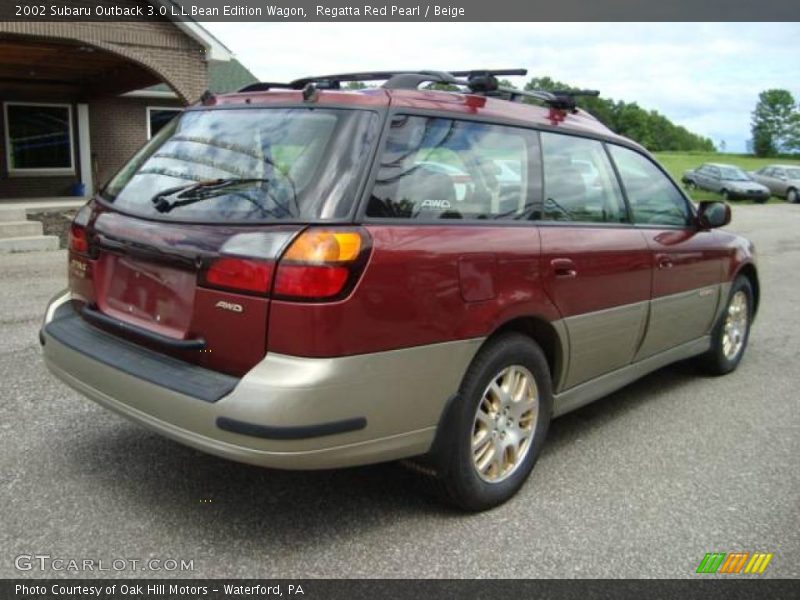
left=151, top=178, right=273, bottom=213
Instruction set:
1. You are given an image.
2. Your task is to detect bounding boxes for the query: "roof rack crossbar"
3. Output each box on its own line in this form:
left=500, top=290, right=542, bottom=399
left=495, top=87, right=600, bottom=111
left=236, top=70, right=600, bottom=112
left=237, top=81, right=295, bottom=93
left=290, top=69, right=528, bottom=91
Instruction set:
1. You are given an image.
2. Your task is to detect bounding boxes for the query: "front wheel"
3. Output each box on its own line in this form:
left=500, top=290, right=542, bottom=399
left=787, top=188, right=798, bottom=204
left=721, top=189, right=731, bottom=202
left=431, top=333, right=553, bottom=511
left=699, top=276, right=753, bottom=375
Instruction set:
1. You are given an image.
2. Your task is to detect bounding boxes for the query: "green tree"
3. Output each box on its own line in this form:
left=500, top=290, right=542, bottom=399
left=752, top=124, right=776, bottom=157
left=519, top=76, right=713, bottom=152
left=750, top=89, right=799, bottom=156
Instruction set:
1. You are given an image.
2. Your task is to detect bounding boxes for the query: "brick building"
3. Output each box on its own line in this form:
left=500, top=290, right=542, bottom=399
left=0, top=3, right=256, bottom=201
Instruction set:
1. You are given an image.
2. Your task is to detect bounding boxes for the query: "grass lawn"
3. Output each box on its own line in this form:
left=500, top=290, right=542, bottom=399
left=653, top=152, right=800, bottom=204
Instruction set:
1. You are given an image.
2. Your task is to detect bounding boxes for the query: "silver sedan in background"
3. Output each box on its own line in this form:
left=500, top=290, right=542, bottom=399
left=749, top=165, right=800, bottom=203
left=682, top=163, right=771, bottom=203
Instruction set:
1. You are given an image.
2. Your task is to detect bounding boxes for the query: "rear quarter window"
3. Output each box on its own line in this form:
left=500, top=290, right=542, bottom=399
left=366, top=115, right=540, bottom=221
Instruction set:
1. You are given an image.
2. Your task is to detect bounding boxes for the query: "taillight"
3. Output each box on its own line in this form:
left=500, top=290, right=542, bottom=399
left=274, top=229, right=370, bottom=301
left=69, top=223, right=89, bottom=254
left=201, top=257, right=273, bottom=295
left=273, top=265, right=349, bottom=298
left=198, top=228, right=370, bottom=301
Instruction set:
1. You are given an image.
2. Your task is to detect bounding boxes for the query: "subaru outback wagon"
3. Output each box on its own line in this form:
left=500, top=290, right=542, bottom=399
left=41, top=70, right=759, bottom=510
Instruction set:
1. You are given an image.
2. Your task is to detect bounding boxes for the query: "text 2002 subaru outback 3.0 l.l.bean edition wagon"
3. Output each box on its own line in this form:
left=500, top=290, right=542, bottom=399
left=41, top=70, right=759, bottom=510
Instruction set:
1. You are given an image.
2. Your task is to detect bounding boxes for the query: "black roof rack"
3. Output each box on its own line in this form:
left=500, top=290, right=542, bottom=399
left=495, top=87, right=601, bottom=111
left=236, top=69, right=599, bottom=112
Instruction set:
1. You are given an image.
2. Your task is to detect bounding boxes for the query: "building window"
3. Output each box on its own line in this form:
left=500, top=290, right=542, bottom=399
left=3, top=102, right=75, bottom=175
left=147, top=107, right=182, bottom=139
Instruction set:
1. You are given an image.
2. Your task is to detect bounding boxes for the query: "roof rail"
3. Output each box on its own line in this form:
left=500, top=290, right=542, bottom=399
left=235, top=70, right=600, bottom=112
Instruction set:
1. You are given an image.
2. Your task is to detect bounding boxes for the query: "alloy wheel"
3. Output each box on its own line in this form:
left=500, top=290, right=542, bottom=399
left=471, top=365, right=539, bottom=483
left=722, top=291, right=748, bottom=361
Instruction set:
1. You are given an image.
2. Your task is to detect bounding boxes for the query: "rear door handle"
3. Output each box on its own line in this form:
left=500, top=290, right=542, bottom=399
left=551, top=258, right=577, bottom=279
left=657, top=256, right=674, bottom=270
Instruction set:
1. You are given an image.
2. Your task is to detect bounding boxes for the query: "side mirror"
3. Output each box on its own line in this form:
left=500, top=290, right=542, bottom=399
left=697, top=200, right=731, bottom=230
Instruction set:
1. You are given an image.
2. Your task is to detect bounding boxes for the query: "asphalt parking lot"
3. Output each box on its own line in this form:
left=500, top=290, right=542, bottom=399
left=2, top=204, right=798, bottom=579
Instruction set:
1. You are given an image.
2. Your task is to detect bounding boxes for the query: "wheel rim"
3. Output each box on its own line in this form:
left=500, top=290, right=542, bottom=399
left=722, top=291, right=748, bottom=361
left=789, top=190, right=797, bottom=203
left=471, top=365, right=539, bottom=483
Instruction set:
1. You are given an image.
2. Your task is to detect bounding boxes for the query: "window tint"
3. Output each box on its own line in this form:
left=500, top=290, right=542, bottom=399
left=540, top=132, right=626, bottom=223
left=608, top=145, right=691, bottom=227
left=4, top=103, right=73, bottom=172
left=103, top=108, right=379, bottom=222
left=367, top=116, right=539, bottom=220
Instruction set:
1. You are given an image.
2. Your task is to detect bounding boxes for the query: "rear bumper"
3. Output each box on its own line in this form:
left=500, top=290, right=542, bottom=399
left=41, top=291, right=481, bottom=469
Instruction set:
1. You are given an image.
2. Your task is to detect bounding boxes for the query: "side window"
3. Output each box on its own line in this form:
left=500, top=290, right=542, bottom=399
left=366, top=116, right=539, bottom=220
left=540, top=132, right=627, bottom=223
left=608, top=145, right=691, bottom=227
left=710, top=167, right=721, bottom=179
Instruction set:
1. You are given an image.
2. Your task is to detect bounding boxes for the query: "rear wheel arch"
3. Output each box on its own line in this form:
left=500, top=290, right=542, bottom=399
left=421, top=315, right=564, bottom=471
left=486, top=316, right=565, bottom=387
left=735, top=263, right=760, bottom=317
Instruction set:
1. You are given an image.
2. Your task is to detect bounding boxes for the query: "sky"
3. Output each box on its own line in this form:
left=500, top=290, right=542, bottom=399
left=203, top=22, right=800, bottom=153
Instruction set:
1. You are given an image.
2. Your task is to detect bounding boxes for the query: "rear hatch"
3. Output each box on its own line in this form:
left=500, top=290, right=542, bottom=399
left=66, top=102, right=380, bottom=376
left=72, top=207, right=300, bottom=376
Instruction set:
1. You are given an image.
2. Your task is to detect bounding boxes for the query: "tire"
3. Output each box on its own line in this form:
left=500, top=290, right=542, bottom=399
left=698, top=276, right=753, bottom=375
left=787, top=188, right=798, bottom=204
left=429, top=333, right=553, bottom=511
left=721, top=189, right=731, bottom=202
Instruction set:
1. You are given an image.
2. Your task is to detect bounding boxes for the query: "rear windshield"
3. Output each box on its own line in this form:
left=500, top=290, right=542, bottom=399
left=102, top=107, right=379, bottom=222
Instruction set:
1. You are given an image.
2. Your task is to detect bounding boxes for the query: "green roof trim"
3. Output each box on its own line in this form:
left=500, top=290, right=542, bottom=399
left=208, top=58, right=258, bottom=94
left=142, top=58, right=258, bottom=96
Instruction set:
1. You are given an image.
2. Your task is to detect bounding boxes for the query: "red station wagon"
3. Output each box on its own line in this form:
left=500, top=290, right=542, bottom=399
left=41, top=70, right=759, bottom=510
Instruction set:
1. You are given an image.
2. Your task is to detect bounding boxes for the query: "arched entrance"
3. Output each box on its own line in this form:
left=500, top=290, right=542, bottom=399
left=0, top=27, right=207, bottom=200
